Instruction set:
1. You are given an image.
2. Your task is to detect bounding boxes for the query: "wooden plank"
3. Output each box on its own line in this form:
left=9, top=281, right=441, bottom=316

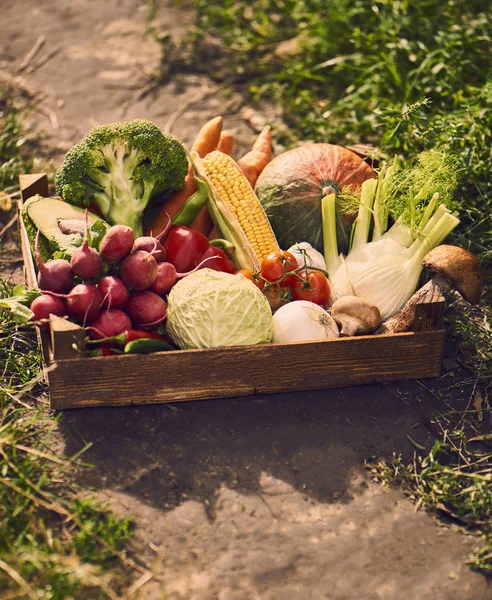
left=18, top=174, right=51, bottom=369
left=413, top=280, right=446, bottom=331
left=49, top=315, right=87, bottom=360
left=19, top=173, right=49, bottom=202
left=47, top=330, right=445, bottom=409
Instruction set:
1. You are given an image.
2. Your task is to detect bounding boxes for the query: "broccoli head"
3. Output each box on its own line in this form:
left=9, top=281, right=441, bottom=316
left=55, top=119, right=188, bottom=237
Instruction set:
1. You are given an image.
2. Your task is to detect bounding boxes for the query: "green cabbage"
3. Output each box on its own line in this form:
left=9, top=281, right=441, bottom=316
left=165, top=268, right=273, bottom=349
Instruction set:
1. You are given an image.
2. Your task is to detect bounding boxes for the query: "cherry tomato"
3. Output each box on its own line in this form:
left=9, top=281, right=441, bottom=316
left=235, top=268, right=265, bottom=291
left=291, top=270, right=331, bottom=306
left=260, top=250, right=298, bottom=285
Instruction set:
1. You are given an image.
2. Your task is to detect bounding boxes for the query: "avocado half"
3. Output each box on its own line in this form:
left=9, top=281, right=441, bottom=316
left=22, top=195, right=110, bottom=262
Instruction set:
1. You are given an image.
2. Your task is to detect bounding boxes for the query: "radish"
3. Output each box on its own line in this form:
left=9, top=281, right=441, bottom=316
left=35, top=230, right=73, bottom=294
left=149, top=255, right=223, bottom=297
left=99, top=225, right=135, bottom=264
left=65, top=283, right=102, bottom=324
left=125, top=291, right=167, bottom=327
left=97, top=276, right=129, bottom=309
left=86, top=309, right=132, bottom=340
left=148, top=262, right=177, bottom=296
left=132, top=236, right=167, bottom=262
left=120, top=250, right=158, bottom=290
left=70, top=209, right=102, bottom=280
left=30, top=294, right=67, bottom=323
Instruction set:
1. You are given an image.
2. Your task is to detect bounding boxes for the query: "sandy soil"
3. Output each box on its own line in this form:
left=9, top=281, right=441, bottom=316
left=1, top=1, right=490, bottom=598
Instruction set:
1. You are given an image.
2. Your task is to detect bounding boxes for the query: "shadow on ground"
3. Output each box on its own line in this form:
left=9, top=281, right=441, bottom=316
left=59, top=375, right=461, bottom=515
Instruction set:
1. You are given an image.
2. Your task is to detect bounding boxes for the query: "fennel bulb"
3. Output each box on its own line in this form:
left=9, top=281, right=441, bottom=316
left=322, top=150, right=461, bottom=320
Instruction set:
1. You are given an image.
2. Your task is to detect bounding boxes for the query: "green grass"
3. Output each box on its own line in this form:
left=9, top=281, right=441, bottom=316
left=171, top=0, right=492, bottom=574
left=0, top=281, right=140, bottom=600
left=0, top=88, right=143, bottom=599
left=178, top=0, right=491, bottom=266
left=0, top=101, right=33, bottom=195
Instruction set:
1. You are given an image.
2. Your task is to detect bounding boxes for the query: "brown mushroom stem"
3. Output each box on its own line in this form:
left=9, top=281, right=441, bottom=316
left=337, top=318, right=365, bottom=337
left=375, top=275, right=449, bottom=334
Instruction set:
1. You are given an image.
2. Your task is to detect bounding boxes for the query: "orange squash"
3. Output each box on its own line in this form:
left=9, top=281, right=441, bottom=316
left=255, top=143, right=376, bottom=253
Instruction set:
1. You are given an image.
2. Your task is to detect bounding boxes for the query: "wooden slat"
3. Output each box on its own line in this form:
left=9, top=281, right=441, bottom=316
left=49, top=315, right=87, bottom=360
left=47, top=330, right=445, bottom=409
left=18, top=174, right=52, bottom=367
left=413, top=280, right=446, bottom=331
left=19, top=173, right=49, bottom=202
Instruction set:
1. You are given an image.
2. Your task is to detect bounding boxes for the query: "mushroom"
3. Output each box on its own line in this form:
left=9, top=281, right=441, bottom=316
left=331, top=296, right=381, bottom=337
left=421, top=245, right=483, bottom=304
left=376, top=245, right=483, bottom=334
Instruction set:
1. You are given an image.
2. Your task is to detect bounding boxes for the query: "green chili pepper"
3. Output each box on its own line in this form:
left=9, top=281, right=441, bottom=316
left=209, top=238, right=236, bottom=255
left=123, top=338, right=176, bottom=354
left=171, top=176, right=209, bottom=226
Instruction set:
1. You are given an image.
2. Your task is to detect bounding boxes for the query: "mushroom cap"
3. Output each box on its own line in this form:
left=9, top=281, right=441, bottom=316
left=422, top=245, right=483, bottom=304
left=331, top=295, right=381, bottom=336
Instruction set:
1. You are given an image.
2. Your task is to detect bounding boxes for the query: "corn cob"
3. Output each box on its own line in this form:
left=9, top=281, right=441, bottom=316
left=201, top=150, right=280, bottom=265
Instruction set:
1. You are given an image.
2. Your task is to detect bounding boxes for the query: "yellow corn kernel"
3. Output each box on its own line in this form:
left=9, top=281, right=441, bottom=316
left=202, top=151, right=279, bottom=262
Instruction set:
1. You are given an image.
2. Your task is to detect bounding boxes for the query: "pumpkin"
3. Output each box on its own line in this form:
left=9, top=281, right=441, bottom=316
left=255, top=143, right=376, bottom=254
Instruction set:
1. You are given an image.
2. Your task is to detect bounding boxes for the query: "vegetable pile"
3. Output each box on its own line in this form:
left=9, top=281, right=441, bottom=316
left=6, top=116, right=483, bottom=356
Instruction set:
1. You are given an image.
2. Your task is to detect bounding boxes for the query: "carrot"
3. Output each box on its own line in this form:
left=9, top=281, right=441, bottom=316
left=191, top=116, right=223, bottom=157
left=147, top=116, right=224, bottom=237
left=237, top=126, right=273, bottom=187
left=239, top=162, right=259, bottom=188
left=145, top=167, right=197, bottom=236
left=217, top=130, right=234, bottom=155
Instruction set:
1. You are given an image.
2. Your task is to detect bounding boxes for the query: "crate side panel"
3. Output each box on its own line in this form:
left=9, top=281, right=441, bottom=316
left=47, top=331, right=445, bottom=409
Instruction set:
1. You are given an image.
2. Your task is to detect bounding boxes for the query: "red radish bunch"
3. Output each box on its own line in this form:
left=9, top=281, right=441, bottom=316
left=29, top=215, right=231, bottom=342
left=30, top=222, right=171, bottom=336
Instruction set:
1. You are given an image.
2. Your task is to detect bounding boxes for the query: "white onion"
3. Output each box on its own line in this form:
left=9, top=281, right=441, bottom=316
left=273, top=300, right=339, bottom=343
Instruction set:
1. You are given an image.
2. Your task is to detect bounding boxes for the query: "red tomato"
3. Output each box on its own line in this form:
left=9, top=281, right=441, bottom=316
left=260, top=250, right=298, bottom=285
left=291, top=270, right=331, bottom=306
left=235, top=268, right=265, bottom=291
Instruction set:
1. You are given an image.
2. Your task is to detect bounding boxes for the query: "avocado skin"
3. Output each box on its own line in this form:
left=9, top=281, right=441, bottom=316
left=22, top=195, right=109, bottom=262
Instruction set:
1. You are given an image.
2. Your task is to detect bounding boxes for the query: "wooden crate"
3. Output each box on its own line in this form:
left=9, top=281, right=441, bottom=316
left=18, top=174, right=446, bottom=410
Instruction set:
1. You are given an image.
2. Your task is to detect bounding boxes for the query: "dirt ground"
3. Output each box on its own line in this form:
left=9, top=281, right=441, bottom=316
left=1, top=1, right=490, bottom=598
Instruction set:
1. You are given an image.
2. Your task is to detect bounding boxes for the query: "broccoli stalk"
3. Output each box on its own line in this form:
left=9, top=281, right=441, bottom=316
left=55, top=120, right=188, bottom=237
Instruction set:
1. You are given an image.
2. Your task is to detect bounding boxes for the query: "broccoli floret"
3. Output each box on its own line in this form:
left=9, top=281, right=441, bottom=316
left=55, top=119, right=188, bottom=237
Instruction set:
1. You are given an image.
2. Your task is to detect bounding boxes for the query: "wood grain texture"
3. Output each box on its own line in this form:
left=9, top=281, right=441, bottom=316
left=49, top=315, right=87, bottom=360
left=19, top=173, right=49, bottom=201
left=18, top=174, right=51, bottom=367
left=413, top=281, right=445, bottom=331
left=47, top=331, right=445, bottom=409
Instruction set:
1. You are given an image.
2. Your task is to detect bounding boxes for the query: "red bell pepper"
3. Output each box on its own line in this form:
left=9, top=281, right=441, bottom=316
left=163, top=225, right=235, bottom=274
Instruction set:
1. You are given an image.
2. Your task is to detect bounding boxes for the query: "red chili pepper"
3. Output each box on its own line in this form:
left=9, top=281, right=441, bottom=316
left=163, top=225, right=235, bottom=274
